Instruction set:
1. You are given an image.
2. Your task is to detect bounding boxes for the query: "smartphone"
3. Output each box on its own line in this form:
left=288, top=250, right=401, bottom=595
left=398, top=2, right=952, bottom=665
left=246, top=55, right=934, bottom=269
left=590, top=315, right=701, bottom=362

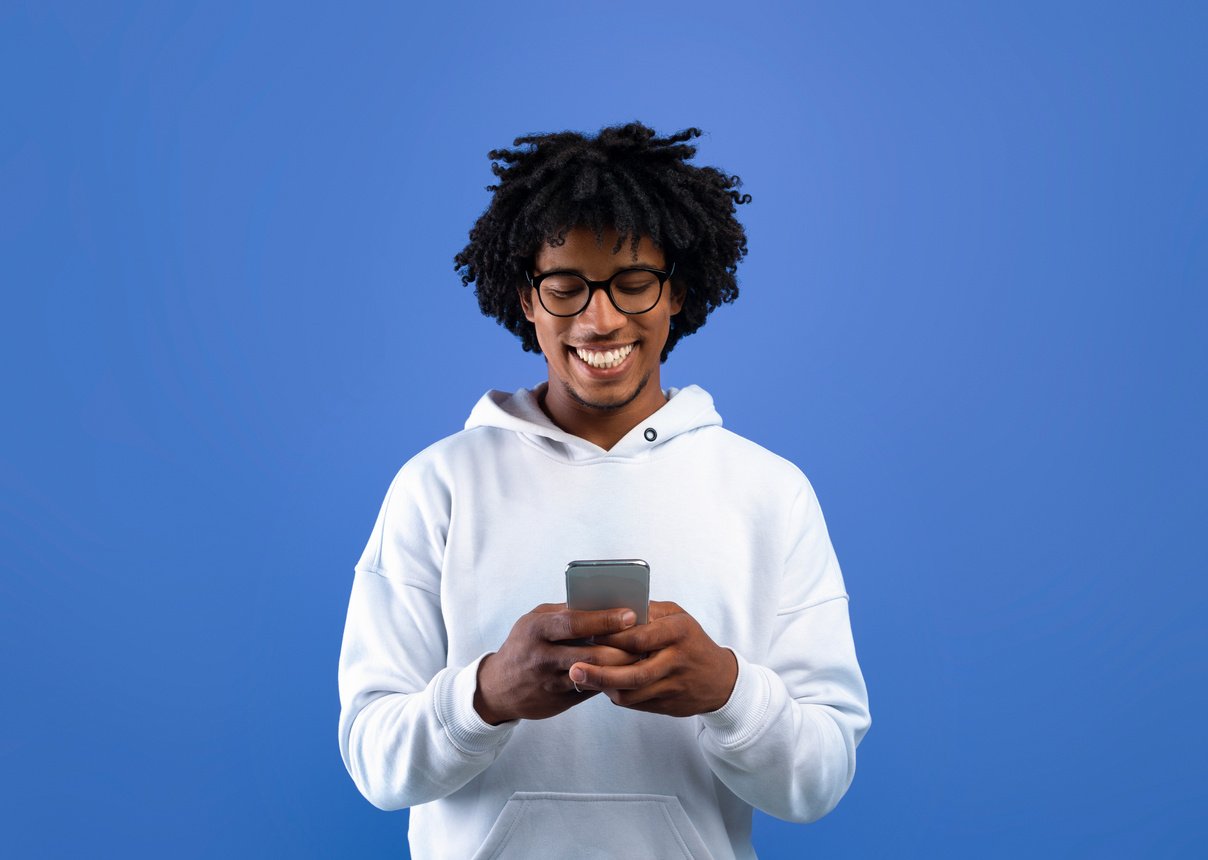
left=565, top=559, right=650, bottom=636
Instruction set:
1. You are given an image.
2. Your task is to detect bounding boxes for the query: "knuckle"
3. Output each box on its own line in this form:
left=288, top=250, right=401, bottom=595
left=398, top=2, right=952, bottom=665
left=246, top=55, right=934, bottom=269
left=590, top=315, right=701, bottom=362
left=529, top=603, right=559, bottom=620
left=537, top=611, right=570, bottom=641
left=561, top=613, right=582, bottom=641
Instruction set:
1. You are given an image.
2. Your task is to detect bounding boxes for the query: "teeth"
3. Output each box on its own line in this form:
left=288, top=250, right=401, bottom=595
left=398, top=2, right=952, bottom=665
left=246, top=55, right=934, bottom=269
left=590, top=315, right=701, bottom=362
left=575, top=343, right=635, bottom=369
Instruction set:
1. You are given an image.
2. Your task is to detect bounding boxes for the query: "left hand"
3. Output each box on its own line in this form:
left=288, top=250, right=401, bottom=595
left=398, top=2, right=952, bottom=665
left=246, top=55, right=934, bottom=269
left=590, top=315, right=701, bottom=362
left=567, top=601, right=739, bottom=717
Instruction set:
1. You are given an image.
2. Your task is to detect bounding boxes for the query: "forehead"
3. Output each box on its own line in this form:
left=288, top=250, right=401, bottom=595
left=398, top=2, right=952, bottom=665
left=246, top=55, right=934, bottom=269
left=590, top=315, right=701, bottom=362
left=534, top=226, right=665, bottom=273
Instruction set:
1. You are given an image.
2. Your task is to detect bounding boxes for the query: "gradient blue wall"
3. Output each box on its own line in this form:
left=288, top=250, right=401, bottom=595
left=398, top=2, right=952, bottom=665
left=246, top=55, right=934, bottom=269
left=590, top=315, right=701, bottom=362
left=2, top=2, right=1205, bottom=856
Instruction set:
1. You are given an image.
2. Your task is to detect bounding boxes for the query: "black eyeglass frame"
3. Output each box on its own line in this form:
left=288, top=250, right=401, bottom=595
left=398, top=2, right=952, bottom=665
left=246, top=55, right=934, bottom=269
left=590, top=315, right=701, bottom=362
left=523, top=261, right=676, bottom=318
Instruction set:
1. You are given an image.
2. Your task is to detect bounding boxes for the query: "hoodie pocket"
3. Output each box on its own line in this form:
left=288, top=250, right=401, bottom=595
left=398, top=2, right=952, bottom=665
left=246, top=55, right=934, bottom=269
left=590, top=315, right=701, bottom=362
left=470, top=791, right=715, bottom=860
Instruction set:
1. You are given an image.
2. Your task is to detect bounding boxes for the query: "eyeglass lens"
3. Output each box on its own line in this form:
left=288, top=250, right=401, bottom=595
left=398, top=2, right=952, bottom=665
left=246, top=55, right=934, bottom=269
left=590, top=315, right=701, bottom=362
left=538, top=270, right=663, bottom=316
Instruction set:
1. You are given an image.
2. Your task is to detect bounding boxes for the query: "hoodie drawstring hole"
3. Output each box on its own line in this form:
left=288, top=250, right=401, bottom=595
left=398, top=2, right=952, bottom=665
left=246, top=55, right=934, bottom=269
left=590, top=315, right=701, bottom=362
left=644, top=428, right=657, bottom=442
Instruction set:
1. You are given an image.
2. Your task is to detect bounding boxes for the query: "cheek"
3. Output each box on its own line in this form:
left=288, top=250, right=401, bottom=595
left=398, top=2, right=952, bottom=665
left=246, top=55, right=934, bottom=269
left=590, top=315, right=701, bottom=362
left=644, top=315, right=673, bottom=348
left=533, top=321, right=568, bottom=356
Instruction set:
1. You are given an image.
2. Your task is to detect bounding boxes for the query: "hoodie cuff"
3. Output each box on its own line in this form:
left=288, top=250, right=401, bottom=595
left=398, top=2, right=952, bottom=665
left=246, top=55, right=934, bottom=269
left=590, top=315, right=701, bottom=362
left=698, top=648, right=772, bottom=747
left=434, top=652, right=518, bottom=755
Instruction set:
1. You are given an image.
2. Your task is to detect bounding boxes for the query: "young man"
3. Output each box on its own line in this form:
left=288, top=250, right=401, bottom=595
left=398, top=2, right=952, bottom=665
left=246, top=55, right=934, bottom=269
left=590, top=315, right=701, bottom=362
left=337, top=123, right=871, bottom=859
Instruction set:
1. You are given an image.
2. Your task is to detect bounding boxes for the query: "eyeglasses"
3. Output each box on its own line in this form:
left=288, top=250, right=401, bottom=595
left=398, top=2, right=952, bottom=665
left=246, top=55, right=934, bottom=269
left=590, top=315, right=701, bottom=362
left=524, top=262, right=676, bottom=317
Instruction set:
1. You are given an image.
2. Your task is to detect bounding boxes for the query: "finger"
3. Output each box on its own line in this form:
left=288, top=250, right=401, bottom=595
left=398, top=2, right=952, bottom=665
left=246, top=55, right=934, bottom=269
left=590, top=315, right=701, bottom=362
left=605, top=683, right=674, bottom=709
left=592, top=618, right=680, bottom=653
left=542, top=607, right=637, bottom=643
left=531, top=602, right=568, bottom=614
left=555, top=644, right=642, bottom=670
left=646, top=600, right=685, bottom=622
left=569, top=648, right=673, bottom=691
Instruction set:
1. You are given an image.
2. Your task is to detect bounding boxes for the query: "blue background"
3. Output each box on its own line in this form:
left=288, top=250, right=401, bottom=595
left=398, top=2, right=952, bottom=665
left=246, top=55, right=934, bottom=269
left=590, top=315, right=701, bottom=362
left=2, top=1, right=1205, bottom=857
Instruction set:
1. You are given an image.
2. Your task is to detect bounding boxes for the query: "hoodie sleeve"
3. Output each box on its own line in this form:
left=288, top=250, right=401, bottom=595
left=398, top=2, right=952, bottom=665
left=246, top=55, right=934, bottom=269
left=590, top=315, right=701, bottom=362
left=337, top=459, right=516, bottom=811
left=696, top=477, right=871, bottom=823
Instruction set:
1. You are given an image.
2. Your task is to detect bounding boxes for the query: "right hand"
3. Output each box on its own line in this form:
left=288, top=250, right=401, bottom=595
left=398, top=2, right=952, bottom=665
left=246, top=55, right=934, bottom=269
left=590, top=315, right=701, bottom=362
left=474, top=603, right=643, bottom=725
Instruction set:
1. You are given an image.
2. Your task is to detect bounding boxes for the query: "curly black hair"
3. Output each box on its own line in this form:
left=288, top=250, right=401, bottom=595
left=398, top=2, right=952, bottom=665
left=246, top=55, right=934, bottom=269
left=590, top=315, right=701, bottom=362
left=454, top=122, right=751, bottom=362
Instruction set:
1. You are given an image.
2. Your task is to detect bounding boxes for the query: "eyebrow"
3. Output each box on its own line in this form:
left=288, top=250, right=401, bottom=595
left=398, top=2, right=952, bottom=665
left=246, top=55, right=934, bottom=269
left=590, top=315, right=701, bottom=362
left=532, top=263, right=665, bottom=278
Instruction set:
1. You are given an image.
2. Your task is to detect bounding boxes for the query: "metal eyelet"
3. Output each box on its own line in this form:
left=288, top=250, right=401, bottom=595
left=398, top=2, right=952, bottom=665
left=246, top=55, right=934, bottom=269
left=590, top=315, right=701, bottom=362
left=644, top=428, right=657, bottom=442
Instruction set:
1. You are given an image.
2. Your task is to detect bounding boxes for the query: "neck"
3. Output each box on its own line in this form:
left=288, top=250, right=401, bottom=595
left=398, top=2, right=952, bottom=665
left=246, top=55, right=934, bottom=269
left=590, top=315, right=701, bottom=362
left=538, top=376, right=668, bottom=451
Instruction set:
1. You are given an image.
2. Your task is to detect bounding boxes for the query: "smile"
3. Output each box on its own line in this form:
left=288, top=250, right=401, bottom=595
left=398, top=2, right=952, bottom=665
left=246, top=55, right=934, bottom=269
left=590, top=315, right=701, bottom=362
left=572, top=343, right=636, bottom=369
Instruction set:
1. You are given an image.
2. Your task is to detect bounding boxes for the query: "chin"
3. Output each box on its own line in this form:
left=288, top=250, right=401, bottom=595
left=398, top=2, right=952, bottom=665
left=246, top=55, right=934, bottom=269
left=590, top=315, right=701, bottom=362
left=564, top=373, right=650, bottom=412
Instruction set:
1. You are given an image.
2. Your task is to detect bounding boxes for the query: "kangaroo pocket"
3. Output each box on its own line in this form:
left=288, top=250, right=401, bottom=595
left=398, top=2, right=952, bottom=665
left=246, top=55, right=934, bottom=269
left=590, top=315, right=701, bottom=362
left=470, top=791, right=716, bottom=860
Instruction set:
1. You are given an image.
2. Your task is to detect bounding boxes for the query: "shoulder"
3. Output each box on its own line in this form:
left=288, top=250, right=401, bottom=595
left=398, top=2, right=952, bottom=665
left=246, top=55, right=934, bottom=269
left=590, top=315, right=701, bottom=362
left=693, top=425, right=813, bottom=495
left=389, top=426, right=502, bottom=490
left=363, top=427, right=506, bottom=552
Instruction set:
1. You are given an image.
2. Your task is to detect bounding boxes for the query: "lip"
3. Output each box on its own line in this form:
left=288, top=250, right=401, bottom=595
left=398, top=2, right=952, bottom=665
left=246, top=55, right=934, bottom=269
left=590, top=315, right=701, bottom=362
left=568, top=341, right=637, bottom=351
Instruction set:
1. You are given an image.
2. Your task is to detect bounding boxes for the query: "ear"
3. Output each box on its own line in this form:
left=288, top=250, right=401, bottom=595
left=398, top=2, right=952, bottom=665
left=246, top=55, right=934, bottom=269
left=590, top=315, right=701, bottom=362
left=668, top=281, right=686, bottom=316
left=518, top=286, right=536, bottom=323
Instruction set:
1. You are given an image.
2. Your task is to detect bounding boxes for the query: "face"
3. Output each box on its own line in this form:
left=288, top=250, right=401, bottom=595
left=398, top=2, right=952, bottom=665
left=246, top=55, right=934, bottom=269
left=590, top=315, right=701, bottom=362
left=519, top=226, right=684, bottom=412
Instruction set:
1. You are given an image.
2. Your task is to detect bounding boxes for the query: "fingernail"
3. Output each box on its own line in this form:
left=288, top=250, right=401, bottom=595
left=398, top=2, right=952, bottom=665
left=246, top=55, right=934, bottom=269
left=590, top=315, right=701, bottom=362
left=570, top=667, right=586, bottom=682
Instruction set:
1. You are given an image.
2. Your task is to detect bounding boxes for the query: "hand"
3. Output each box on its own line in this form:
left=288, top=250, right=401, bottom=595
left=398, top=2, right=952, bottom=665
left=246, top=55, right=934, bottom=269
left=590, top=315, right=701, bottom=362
left=568, top=601, right=739, bottom=718
left=474, top=603, right=643, bottom=725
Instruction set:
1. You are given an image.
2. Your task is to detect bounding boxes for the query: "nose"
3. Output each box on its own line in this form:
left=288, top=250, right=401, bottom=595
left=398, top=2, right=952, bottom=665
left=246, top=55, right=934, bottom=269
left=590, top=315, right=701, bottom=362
left=578, top=285, right=627, bottom=333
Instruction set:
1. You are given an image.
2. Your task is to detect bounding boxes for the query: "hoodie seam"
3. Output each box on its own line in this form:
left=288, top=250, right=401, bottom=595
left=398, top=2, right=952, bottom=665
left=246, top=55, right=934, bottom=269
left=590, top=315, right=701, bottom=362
left=356, top=564, right=441, bottom=597
left=776, top=592, right=849, bottom=616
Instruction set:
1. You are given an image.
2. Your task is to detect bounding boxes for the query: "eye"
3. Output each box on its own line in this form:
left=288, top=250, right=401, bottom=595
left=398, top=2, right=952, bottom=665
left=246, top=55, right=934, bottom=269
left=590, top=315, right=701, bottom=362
left=613, top=271, right=659, bottom=294
left=539, top=275, right=587, bottom=299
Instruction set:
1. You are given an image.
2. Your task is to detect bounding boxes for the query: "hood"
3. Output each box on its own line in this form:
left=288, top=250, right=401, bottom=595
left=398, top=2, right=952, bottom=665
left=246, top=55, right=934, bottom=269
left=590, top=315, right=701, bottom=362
left=464, top=382, right=723, bottom=463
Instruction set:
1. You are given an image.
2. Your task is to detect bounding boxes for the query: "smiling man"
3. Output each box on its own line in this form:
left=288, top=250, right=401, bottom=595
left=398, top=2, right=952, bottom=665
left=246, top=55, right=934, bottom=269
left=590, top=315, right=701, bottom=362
left=337, top=122, right=871, bottom=859
left=521, top=226, right=682, bottom=449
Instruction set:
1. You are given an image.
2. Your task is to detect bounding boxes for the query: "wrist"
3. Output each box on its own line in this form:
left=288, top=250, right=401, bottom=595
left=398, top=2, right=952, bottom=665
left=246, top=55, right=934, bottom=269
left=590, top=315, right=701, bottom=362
left=474, top=653, right=510, bottom=725
left=699, top=650, right=772, bottom=745
left=433, top=655, right=518, bottom=755
left=712, top=646, right=739, bottom=711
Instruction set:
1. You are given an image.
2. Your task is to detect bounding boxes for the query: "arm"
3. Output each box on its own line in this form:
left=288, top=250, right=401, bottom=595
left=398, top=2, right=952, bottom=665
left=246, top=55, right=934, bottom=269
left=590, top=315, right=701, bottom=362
left=337, top=464, right=645, bottom=810
left=336, top=463, right=515, bottom=811
left=568, top=477, right=871, bottom=822
left=696, top=479, right=871, bottom=823
left=337, top=565, right=516, bottom=811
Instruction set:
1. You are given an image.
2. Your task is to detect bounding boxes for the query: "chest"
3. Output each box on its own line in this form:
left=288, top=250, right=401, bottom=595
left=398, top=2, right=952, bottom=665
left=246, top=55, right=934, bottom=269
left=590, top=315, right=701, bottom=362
left=437, top=454, right=786, bottom=665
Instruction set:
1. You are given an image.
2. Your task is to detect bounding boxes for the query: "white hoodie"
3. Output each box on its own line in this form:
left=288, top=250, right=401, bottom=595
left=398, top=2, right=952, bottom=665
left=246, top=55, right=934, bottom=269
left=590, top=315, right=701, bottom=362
left=338, top=383, right=871, bottom=860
